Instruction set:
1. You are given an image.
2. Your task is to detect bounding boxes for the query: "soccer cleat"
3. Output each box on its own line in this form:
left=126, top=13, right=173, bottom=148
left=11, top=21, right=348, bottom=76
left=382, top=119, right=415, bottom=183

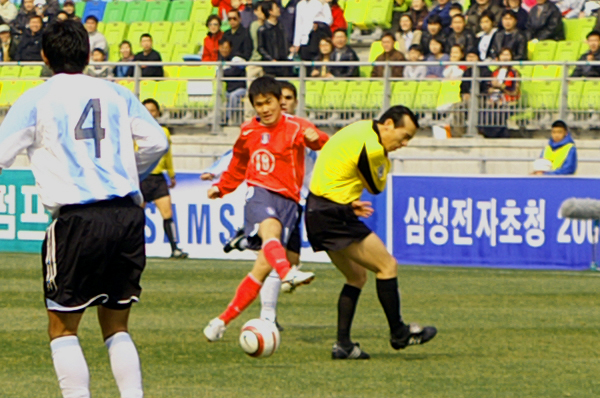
left=203, top=317, right=227, bottom=342
left=223, top=228, right=247, bottom=253
left=170, top=249, right=188, bottom=259
left=275, top=320, right=284, bottom=332
left=332, top=342, right=370, bottom=360
left=390, top=323, right=437, bottom=350
left=281, top=266, right=315, bottom=293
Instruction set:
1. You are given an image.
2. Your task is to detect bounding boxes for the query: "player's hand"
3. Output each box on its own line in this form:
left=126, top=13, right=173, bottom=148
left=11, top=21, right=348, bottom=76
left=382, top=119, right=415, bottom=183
left=351, top=201, right=374, bottom=218
left=304, top=128, right=320, bottom=142
left=200, top=173, right=215, bottom=181
left=207, top=186, right=220, bottom=199
left=169, top=177, right=176, bottom=188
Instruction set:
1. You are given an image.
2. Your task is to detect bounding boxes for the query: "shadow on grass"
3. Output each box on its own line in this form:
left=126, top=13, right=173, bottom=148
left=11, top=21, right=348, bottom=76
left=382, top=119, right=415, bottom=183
left=370, top=352, right=472, bottom=361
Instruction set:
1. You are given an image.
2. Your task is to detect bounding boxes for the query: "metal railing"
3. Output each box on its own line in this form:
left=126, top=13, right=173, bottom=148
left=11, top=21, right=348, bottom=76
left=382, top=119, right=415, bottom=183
left=4, top=60, right=600, bottom=135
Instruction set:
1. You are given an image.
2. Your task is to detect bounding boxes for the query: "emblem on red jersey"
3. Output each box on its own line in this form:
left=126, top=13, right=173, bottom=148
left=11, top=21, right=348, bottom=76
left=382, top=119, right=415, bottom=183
left=252, top=149, right=276, bottom=175
left=261, top=133, right=270, bottom=145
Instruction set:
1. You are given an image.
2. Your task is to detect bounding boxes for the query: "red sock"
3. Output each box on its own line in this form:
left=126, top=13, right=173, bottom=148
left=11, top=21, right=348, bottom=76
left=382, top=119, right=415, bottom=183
left=219, top=274, right=262, bottom=325
left=262, top=238, right=291, bottom=279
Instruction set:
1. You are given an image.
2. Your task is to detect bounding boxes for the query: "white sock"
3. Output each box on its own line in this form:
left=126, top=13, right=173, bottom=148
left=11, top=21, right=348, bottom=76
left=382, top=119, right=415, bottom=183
left=50, top=335, right=90, bottom=398
left=105, top=332, right=143, bottom=398
left=260, top=269, right=281, bottom=323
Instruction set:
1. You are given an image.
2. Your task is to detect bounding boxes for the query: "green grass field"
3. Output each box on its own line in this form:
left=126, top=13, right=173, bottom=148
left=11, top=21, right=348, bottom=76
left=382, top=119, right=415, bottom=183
left=3, top=252, right=600, bottom=397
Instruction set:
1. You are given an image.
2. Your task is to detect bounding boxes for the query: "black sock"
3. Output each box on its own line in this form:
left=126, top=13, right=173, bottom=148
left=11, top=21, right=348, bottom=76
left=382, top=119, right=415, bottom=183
left=163, top=218, right=178, bottom=252
left=376, top=278, right=405, bottom=337
left=337, top=284, right=361, bottom=348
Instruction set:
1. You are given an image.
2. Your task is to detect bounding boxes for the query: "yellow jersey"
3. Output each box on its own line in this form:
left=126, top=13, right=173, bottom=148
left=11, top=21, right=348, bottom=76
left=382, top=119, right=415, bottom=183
left=150, top=127, right=175, bottom=178
left=310, top=120, right=390, bottom=204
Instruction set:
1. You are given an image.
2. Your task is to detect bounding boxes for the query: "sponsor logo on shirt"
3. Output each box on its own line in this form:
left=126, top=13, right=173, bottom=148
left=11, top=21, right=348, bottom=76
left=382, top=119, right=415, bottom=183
left=261, top=133, right=270, bottom=145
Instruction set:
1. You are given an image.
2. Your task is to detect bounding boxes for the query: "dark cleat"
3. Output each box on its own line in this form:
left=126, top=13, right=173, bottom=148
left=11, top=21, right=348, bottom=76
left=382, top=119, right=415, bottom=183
left=275, top=320, right=284, bottom=332
left=223, top=228, right=246, bottom=253
left=332, top=342, right=370, bottom=360
left=170, top=249, right=188, bottom=259
left=390, top=323, right=437, bottom=350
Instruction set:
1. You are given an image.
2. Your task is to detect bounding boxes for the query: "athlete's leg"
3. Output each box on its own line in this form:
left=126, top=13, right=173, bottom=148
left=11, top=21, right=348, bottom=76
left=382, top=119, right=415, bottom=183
left=154, top=195, right=182, bottom=256
left=48, top=311, right=90, bottom=398
left=98, top=307, right=143, bottom=398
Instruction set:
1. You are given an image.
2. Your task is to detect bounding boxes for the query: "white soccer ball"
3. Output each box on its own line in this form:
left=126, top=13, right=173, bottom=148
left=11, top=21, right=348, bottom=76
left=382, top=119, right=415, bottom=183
left=239, top=318, right=281, bottom=358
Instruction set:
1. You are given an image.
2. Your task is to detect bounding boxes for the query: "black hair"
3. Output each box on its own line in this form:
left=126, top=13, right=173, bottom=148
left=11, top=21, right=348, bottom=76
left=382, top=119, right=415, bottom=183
left=466, top=48, right=480, bottom=58
left=333, top=28, right=347, bottom=36
left=219, top=37, right=232, bottom=46
left=85, top=15, right=98, bottom=23
left=227, top=9, right=241, bottom=17
left=260, top=1, right=275, bottom=19
left=381, top=32, right=396, bottom=41
left=587, top=30, right=600, bottom=39
left=378, top=105, right=420, bottom=129
left=248, top=76, right=282, bottom=106
left=56, top=10, right=68, bottom=18
left=206, top=14, right=221, bottom=28
left=501, top=9, right=517, bottom=20
left=452, top=14, right=465, bottom=22
left=120, top=39, right=131, bottom=48
left=92, top=47, right=105, bottom=57
left=551, top=120, right=568, bottom=130
left=409, top=44, right=422, bottom=52
left=142, top=98, right=161, bottom=116
left=449, top=3, right=463, bottom=12
left=398, top=13, right=414, bottom=32
left=427, top=14, right=442, bottom=26
left=140, top=33, right=152, bottom=41
left=479, top=9, right=496, bottom=23
left=279, top=81, right=297, bottom=100
left=499, top=47, right=514, bottom=59
left=429, top=37, right=445, bottom=53
left=29, top=14, right=43, bottom=23
left=42, top=19, right=89, bottom=74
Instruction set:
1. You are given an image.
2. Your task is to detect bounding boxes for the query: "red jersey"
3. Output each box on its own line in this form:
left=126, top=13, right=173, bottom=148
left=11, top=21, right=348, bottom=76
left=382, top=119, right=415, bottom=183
left=215, top=114, right=329, bottom=202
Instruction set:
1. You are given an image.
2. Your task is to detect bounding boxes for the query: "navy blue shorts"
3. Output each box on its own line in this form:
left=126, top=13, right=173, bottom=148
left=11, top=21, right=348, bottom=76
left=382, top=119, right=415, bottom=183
left=244, top=186, right=299, bottom=251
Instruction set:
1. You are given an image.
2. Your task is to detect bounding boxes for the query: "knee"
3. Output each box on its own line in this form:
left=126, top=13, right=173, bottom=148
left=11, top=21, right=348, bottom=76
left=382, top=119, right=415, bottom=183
left=348, top=273, right=367, bottom=289
left=378, top=256, right=398, bottom=277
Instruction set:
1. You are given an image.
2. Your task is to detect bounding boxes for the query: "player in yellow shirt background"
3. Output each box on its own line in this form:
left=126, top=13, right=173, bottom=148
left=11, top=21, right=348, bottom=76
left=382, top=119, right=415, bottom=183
left=142, top=98, right=188, bottom=259
left=306, top=105, right=437, bottom=360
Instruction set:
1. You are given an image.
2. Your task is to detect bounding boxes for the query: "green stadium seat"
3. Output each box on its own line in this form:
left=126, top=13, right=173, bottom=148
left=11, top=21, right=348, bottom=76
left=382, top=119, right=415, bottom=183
left=164, top=66, right=181, bottom=78
left=20, top=65, right=42, bottom=78
left=554, top=41, right=581, bottom=61
left=579, top=81, right=600, bottom=110
left=124, top=1, right=149, bottom=24
left=414, top=81, right=441, bottom=110
left=179, top=80, right=220, bottom=108
left=527, top=40, right=536, bottom=61
left=0, top=65, right=21, bottom=77
left=103, top=1, right=127, bottom=23
left=22, top=80, right=43, bottom=93
left=118, top=80, right=135, bottom=93
left=103, top=22, right=127, bottom=47
left=75, top=1, right=85, bottom=18
left=172, top=42, right=198, bottom=61
left=365, top=80, right=384, bottom=109
left=190, top=23, right=208, bottom=46
left=149, top=21, right=173, bottom=45
left=532, top=65, right=561, bottom=79
left=167, top=0, right=193, bottom=22
left=127, top=22, right=151, bottom=53
left=437, top=80, right=461, bottom=108
left=527, top=81, right=560, bottom=110
left=170, top=21, right=194, bottom=44
left=365, top=0, right=393, bottom=29
left=320, top=80, right=348, bottom=110
left=305, top=80, right=325, bottom=109
left=189, top=0, right=213, bottom=23
left=343, top=80, right=371, bottom=108
left=0, top=80, right=24, bottom=106
left=391, top=81, right=418, bottom=108
left=580, top=17, right=596, bottom=39
left=155, top=80, right=181, bottom=108
left=567, top=80, right=584, bottom=110
left=97, top=21, right=105, bottom=33
left=344, top=0, right=367, bottom=29
left=179, top=65, right=216, bottom=78
left=144, top=0, right=170, bottom=22
left=579, top=42, right=590, bottom=57
left=154, top=42, right=174, bottom=61
left=532, top=40, right=557, bottom=61
left=140, top=80, right=158, bottom=101
left=514, top=65, right=534, bottom=78
left=563, top=18, right=580, bottom=42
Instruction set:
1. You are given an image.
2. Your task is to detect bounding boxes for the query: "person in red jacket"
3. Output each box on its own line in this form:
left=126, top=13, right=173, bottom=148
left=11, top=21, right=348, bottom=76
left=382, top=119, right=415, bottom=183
left=203, top=76, right=329, bottom=343
left=202, top=15, right=223, bottom=61
left=330, top=0, right=347, bottom=34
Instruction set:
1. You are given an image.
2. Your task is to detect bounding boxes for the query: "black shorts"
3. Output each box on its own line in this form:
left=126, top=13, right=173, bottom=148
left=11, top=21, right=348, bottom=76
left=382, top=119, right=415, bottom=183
left=286, top=204, right=303, bottom=255
left=305, top=193, right=372, bottom=252
left=140, top=173, right=169, bottom=203
left=244, top=186, right=299, bottom=251
left=42, top=196, right=146, bottom=312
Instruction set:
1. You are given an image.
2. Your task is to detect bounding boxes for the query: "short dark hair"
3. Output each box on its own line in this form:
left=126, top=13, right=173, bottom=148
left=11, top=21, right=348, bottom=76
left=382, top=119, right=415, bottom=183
left=428, top=15, right=442, bottom=26
left=408, top=44, right=422, bottom=52
left=227, top=9, right=241, bottom=17
left=219, top=37, right=232, bottom=46
left=587, top=30, right=600, bottom=39
left=248, top=76, right=282, bottom=106
left=120, top=40, right=131, bottom=48
left=206, top=14, right=221, bottom=28
left=480, top=10, right=496, bottom=23
left=56, top=10, right=68, bottom=18
left=466, top=48, right=480, bottom=58
left=378, top=105, right=419, bottom=129
left=452, top=14, right=465, bottom=22
left=85, top=15, right=98, bottom=23
left=551, top=120, right=568, bottom=130
left=260, top=1, right=275, bottom=19
left=142, top=98, right=161, bottom=116
left=381, top=32, right=395, bottom=41
left=29, top=14, right=43, bottom=23
left=450, top=3, right=463, bottom=12
left=279, top=81, right=297, bottom=100
left=499, top=47, right=514, bottom=58
left=333, top=28, right=347, bottom=37
left=501, top=9, right=517, bottom=20
left=42, top=19, right=89, bottom=74
left=92, top=47, right=105, bottom=57
left=140, top=33, right=152, bottom=41
left=430, top=38, right=445, bottom=53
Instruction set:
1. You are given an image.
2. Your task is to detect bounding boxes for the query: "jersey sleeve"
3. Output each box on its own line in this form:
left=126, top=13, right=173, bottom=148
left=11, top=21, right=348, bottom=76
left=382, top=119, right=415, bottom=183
left=357, top=138, right=389, bottom=195
left=202, top=149, right=233, bottom=180
left=300, top=119, right=329, bottom=151
left=162, top=127, right=175, bottom=179
left=215, top=132, right=249, bottom=197
left=0, top=92, right=37, bottom=173
left=123, top=87, right=169, bottom=180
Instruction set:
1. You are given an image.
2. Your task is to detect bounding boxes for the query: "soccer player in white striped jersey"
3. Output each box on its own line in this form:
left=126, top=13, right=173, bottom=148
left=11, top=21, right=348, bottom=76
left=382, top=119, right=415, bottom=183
left=0, top=21, right=168, bottom=398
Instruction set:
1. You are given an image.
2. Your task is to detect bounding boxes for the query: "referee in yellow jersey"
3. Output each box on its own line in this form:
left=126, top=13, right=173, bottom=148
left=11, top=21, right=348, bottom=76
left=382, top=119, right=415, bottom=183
left=306, top=105, right=437, bottom=360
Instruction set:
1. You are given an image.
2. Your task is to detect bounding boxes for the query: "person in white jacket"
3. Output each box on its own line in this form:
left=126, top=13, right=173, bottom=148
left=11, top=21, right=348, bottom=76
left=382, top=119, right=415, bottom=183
left=293, top=0, right=332, bottom=60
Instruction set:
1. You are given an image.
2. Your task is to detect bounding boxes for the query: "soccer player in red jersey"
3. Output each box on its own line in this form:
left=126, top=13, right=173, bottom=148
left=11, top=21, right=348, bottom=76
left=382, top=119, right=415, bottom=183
left=203, top=76, right=329, bottom=341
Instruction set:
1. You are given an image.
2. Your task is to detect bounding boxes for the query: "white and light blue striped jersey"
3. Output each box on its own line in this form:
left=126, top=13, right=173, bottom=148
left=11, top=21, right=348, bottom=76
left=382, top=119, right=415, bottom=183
left=0, top=73, right=168, bottom=216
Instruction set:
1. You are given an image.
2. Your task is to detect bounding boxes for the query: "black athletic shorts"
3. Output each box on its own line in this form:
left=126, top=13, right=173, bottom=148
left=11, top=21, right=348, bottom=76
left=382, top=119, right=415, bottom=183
left=42, top=196, right=146, bottom=312
left=305, top=193, right=372, bottom=252
left=286, top=204, right=303, bottom=255
left=140, top=173, right=169, bottom=203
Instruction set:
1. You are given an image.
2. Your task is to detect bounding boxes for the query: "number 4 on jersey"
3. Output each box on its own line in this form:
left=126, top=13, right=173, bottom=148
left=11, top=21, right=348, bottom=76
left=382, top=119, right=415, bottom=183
left=75, top=99, right=105, bottom=158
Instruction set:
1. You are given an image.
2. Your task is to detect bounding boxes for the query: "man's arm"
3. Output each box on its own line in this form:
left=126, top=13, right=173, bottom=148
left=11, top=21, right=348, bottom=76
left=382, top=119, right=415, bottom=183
left=0, top=93, right=37, bottom=173
left=214, top=133, right=249, bottom=197
left=301, top=120, right=329, bottom=150
left=257, top=27, right=274, bottom=61
left=242, top=29, right=253, bottom=61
